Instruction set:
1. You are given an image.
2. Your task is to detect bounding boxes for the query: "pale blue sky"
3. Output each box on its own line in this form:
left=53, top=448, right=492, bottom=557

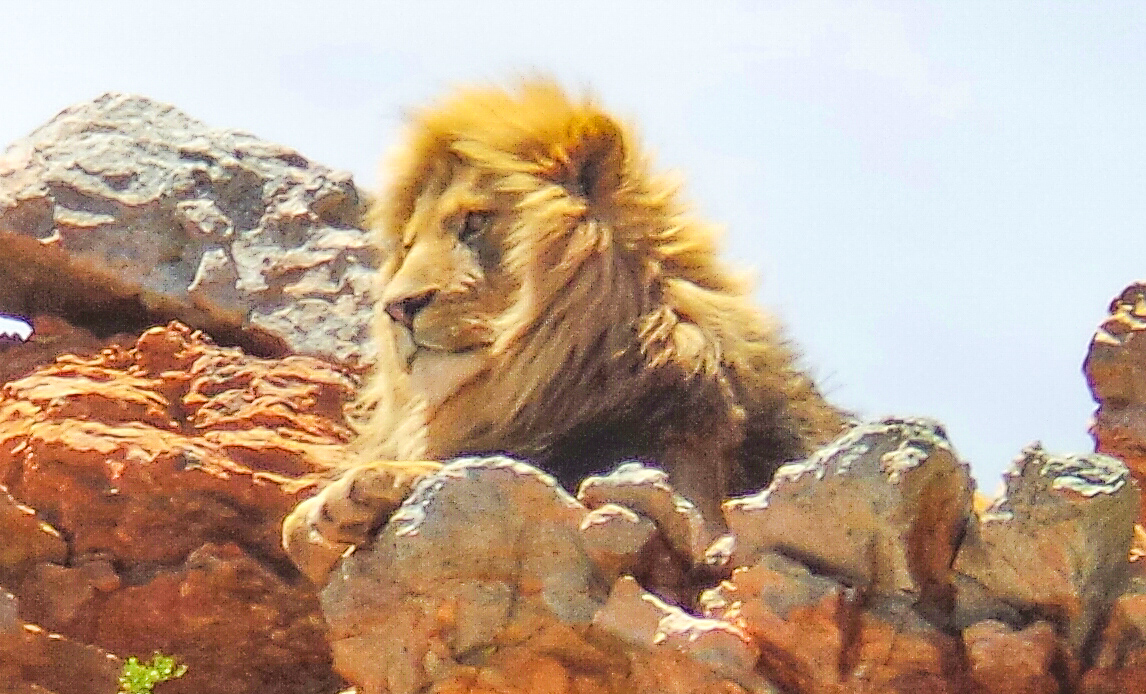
left=3, top=1, right=1143, bottom=491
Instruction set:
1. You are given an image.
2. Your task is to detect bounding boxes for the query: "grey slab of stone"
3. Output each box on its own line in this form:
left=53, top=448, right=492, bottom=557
left=0, top=93, right=376, bottom=368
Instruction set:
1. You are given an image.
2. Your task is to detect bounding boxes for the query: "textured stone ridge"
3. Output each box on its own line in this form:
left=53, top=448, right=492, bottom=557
left=724, top=417, right=972, bottom=602
left=0, top=93, right=376, bottom=368
left=321, top=457, right=769, bottom=694
left=0, top=322, right=353, bottom=694
left=709, top=417, right=976, bottom=693
left=306, top=423, right=1146, bottom=694
left=955, top=445, right=1137, bottom=662
left=1086, top=281, right=1146, bottom=524
left=0, top=314, right=135, bottom=385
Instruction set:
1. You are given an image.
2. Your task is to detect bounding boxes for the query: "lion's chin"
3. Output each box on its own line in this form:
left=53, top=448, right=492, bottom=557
left=407, top=348, right=487, bottom=412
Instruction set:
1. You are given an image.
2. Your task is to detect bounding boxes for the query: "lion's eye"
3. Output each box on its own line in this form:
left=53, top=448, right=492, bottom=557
left=459, top=210, right=492, bottom=243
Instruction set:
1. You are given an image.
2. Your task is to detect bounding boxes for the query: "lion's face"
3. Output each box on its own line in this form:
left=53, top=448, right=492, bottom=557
left=371, top=85, right=635, bottom=422
left=375, top=160, right=520, bottom=410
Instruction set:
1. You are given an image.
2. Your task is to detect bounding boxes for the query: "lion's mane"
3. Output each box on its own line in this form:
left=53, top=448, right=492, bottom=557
left=353, top=80, right=843, bottom=502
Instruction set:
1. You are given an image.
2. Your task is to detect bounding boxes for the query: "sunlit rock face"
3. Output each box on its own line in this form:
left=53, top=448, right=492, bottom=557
left=1086, top=282, right=1146, bottom=523
left=298, top=418, right=1143, bottom=694
left=0, top=322, right=354, bottom=694
left=1, top=88, right=1144, bottom=694
left=0, top=92, right=376, bottom=370
left=319, top=456, right=771, bottom=694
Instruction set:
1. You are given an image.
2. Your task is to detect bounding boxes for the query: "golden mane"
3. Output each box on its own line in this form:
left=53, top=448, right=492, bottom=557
left=352, top=80, right=843, bottom=508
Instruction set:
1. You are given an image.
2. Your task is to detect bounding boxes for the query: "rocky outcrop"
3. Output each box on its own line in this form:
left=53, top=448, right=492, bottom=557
left=0, top=93, right=376, bottom=369
left=954, top=445, right=1136, bottom=657
left=710, top=418, right=975, bottom=693
left=1, top=587, right=122, bottom=694
left=321, top=456, right=772, bottom=694
left=0, top=322, right=351, bottom=694
left=1086, top=281, right=1146, bottom=524
left=0, top=314, right=134, bottom=385
left=3, top=321, right=1144, bottom=694
left=0, top=91, right=1142, bottom=694
left=308, top=420, right=1144, bottom=694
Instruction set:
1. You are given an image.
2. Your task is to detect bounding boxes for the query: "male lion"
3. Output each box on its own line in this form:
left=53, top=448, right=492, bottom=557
left=284, top=81, right=845, bottom=580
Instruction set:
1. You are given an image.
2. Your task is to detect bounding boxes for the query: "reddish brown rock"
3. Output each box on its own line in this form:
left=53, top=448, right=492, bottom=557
left=95, top=543, right=335, bottom=694
left=954, top=444, right=1136, bottom=657
left=1085, top=282, right=1146, bottom=524
left=0, top=486, right=66, bottom=586
left=578, top=462, right=721, bottom=605
left=0, top=322, right=353, bottom=694
left=845, top=600, right=970, bottom=694
left=700, top=554, right=849, bottom=693
left=700, top=552, right=969, bottom=694
left=579, top=503, right=659, bottom=586
left=964, top=620, right=1062, bottom=694
left=296, top=415, right=1146, bottom=693
left=579, top=463, right=715, bottom=566
left=1081, top=578, right=1146, bottom=693
left=0, top=589, right=122, bottom=694
left=0, top=315, right=133, bottom=385
left=592, top=575, right=767, bottom=692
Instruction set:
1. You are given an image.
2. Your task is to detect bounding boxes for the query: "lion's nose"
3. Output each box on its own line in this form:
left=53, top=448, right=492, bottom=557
left=384, top=289, right=438, bottom=329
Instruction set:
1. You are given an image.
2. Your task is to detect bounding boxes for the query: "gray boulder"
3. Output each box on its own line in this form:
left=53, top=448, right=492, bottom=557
left=0, top=93, right=376, bottom=368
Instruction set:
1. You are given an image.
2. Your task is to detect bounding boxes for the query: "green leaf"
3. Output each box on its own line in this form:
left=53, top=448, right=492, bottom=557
left=117, top=653, right=188, bottom=694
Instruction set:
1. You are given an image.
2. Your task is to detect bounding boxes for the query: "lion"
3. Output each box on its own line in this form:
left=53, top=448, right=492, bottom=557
left=283, top=80, right=845, bottom=581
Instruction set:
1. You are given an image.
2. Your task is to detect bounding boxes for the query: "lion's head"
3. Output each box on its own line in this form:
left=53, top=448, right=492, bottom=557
left=355, top=80, right=841, bottom=504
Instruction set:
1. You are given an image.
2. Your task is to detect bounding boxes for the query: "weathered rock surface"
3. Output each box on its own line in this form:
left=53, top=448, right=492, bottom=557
left=1086, top=281, right=1146, bottom=524
left=724, top=417, right=973, bottom=622
left=0, top=314, right=133, bottom=385
left=0, top=322, right=353, bottom=694
left=701, top=418, right=976, bottom=693
left=964, top=620, right=1062, bottom=694
left=0, top=589, right=122, bottom=694
left=0, top=93, right=376, bottom=369
left=307, top=419, right=1145, bottom=694
left=578, top=463, right=720, bottom=605
left=1082, top=576, right=1146, bottom=692
left=321, top=456, right=767, bottom=694
left=954, top=444, right=1136, bottom=659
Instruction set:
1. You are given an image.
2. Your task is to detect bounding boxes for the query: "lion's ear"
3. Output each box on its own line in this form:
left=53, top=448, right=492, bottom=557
left=545, top=113, right=626, bottom=203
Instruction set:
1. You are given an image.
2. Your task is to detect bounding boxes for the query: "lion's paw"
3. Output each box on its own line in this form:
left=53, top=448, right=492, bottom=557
left=306, top=460, right=443, bottom=545
left=283, top=460, right=442, bottom=583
